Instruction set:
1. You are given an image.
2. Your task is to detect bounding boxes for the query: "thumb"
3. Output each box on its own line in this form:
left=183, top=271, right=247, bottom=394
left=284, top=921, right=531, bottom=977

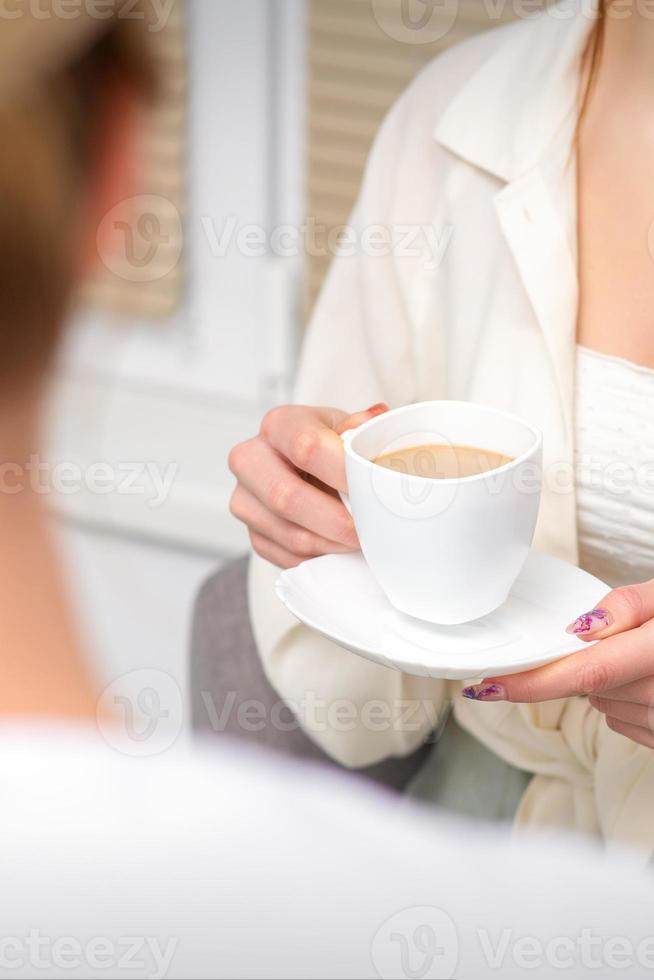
left=565, top=580, right=654, bottom=641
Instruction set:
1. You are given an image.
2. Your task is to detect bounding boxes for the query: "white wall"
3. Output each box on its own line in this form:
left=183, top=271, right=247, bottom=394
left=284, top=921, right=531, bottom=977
left=48, top=0, right=307, bottom=696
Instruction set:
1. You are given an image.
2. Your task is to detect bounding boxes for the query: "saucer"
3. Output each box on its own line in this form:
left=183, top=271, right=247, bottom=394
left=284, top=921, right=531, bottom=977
left=275, top=550, right=607, bottom=680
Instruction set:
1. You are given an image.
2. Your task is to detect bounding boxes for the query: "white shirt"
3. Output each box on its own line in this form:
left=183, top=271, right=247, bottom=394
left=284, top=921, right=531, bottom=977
left=249, top=1, right=654, bottom=860
left=2, top=725, right=654, bottom=979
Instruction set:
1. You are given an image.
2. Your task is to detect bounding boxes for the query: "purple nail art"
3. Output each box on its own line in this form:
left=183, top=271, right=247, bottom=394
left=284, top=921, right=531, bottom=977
left=565, top=607, right=612, bottom=636
left=462, top=683, right=506, bottom=702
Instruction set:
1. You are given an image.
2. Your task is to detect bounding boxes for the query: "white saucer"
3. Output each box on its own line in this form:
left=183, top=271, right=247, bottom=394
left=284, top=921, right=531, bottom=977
left=275, top=550, right=607, bottom=680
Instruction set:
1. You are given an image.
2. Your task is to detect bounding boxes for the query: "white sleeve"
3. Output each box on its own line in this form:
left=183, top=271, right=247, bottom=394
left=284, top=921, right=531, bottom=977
left=247, top=90, right=448, bottom=768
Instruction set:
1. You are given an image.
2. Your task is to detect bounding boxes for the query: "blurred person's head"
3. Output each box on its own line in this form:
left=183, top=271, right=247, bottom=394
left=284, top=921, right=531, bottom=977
left=0, top=3, right=153, bottom=721
left=0, top=4, right=152, bottom=416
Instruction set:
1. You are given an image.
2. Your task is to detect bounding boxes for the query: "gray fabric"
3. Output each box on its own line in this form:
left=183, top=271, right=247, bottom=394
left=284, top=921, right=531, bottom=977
left=190, top=557, right=431, bottom=792
left=407, top=711, right=532, bottom=821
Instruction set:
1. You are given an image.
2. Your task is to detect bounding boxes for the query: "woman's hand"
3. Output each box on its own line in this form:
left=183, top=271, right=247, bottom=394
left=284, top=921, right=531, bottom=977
left=462, top=581, right=654, bottom=749
left=228, top=403, right=387, bottom=568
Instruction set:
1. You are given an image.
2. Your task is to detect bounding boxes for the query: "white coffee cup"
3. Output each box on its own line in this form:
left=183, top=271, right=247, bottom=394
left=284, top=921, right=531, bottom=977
left=341, top=400, right=543, bottom=624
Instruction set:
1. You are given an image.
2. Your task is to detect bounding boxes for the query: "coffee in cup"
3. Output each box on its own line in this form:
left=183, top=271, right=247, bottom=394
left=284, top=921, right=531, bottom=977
left=373, top=443, right=514, bottom=479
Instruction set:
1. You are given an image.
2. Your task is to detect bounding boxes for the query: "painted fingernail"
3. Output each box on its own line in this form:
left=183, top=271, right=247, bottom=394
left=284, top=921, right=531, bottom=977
left=565, top=607, right=612, bottom=636
left=365, top=403, right=389, bottom=416
left=462, top=683, right=506, bottom=701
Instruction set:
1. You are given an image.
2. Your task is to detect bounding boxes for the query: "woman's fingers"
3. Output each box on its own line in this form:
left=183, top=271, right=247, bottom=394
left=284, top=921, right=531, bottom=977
left=230, top=438, right=358, bottom=548
left=261, top=405, right=351, bottom=494
left=564, top=579, right=654, bottom=641
left=589, top=694, right=654, bottom=730
left=230, top=485, right=355, bottom=560
left=604, top=717, right=654, bottom=750
left=248, top=531, right=304, bottom=570
left=590, top=676, right=654, bottom=706
left=463, top=620, right=654, bottom=703
left=229, top=401, right=390, bottom=567
left=462, top=575, right=654, bottom=752
left=262, top=403, right=389, bottom=493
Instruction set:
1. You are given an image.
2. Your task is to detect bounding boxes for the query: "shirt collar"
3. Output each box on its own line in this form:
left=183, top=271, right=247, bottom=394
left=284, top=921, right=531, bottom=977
left=434, top=0, right=598, bottom=182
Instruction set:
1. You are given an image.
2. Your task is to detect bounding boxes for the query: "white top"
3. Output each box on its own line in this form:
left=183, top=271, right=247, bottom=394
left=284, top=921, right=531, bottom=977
left=6, top=727, right=654, bottom=979
left=576, top=346, right=654, bottom=589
